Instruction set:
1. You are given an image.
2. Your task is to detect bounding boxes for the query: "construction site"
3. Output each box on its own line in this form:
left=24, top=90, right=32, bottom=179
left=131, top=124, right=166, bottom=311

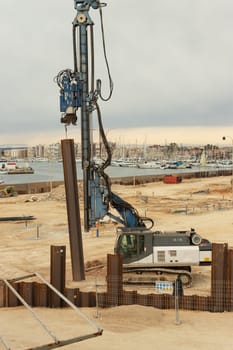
left=0, top=174, right=233, bottom=349
left=1, top=0, right=233, bottom=349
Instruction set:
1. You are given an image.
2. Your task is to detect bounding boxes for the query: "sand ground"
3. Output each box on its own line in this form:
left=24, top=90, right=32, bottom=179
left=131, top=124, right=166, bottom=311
left=0, top=175, right=233, bottom=349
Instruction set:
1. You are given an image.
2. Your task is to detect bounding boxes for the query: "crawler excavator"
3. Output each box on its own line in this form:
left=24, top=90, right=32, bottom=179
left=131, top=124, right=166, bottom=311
left=56, top=0, right=212, bottom=286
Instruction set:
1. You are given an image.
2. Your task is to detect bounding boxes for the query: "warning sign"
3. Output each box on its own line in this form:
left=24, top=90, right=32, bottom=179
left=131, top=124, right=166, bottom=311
left=155, top=281, right=173, bottom=294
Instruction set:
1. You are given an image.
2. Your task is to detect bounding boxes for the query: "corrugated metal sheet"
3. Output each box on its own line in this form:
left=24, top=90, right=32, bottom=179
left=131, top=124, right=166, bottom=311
left=211, top=243, right=228, bottom=312
left=50, top=245, right=66, bottom=308
left=226, top=248, right=233, bottom=311
left=1, top=245, right=233, bottom=311
left=106, top=254, right=123, bottom=306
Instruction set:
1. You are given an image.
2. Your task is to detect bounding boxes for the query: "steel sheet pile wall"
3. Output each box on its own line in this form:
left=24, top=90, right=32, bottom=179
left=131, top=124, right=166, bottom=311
left=2, top=282, right=49, bottom=307
left=103, top=244, right=233, bottom=312
left=1, top=283, right=96, bottom=308
left=116, top=243, right=232, bottom=312
left=116, top=292, right=210, bottom=311
left=106, top=254, right=123, bottom=307
left=1, top=244, right=233, bottom=311
left=211, top=243, right=233, bottom=312
left=50, top=245, right=66, bottom=307
left=0, top=282, right=212, bottom=310
left=226, top=248, right=233, bottom=311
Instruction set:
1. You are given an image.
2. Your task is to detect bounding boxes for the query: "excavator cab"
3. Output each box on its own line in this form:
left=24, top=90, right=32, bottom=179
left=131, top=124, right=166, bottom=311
left=114, top=228, right=153, bottom=264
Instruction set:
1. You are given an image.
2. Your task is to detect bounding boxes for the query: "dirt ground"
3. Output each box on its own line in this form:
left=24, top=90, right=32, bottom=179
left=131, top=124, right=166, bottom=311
left=0, top=175, right=233, bottom=349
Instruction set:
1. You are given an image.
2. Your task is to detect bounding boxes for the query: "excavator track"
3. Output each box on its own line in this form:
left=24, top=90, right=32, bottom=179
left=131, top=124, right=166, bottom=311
left=123, top=267, right=192, bottom=287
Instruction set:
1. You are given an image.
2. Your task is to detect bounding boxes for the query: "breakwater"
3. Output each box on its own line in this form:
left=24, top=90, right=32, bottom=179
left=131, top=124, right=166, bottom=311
left=111, top=168, right=232, bottom=185
left=0, top=168, right=231, bottom=195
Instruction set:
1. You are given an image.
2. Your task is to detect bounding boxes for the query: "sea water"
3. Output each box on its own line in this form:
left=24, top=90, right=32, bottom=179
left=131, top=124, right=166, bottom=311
left=0, top=161, right=217, bottom=185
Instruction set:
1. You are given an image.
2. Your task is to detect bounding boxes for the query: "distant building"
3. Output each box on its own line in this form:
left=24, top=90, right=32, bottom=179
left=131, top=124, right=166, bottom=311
left=0, top=145, right=29, bottom=159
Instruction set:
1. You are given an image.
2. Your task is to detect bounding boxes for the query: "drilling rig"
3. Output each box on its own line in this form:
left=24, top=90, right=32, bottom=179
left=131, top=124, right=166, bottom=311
left=56, top=0, right=212, bottom=286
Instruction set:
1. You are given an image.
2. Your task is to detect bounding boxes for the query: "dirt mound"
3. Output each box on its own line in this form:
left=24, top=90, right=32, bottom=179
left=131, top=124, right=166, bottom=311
left=98, top=305, right=164, bottom=332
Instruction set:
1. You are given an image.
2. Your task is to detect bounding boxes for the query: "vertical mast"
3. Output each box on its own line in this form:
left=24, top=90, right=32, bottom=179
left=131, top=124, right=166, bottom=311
left=79, top=24, right=92, bottom=231
left=57, top=1, right=113, bottom=232
left=73, top=2, right=96, bottom=231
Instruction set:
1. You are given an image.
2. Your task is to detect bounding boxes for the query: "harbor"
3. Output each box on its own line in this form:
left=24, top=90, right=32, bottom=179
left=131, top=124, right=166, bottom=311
left=0, top=159, right=232, bottom=194
left=0, top=160, right=34, bottom=175
left=1, top=1, right=233, bottom=349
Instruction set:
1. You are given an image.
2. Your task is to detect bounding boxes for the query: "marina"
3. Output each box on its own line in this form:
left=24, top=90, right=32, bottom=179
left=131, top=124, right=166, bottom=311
left=0, top=159, right=232, bottom=189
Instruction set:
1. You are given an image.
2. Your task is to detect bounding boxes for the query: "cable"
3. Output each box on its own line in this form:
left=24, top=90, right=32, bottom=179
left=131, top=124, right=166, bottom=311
left=93, top=100, right=112, bottom=200
left=73, top=25, right=79, bottom=73
left=90, top=25, right=95, bottom=94
left=94, top=101, right=112, bottom=169
left=97, top=6, right=113, bottom=101
left=93, top=101, right=154, bottom=228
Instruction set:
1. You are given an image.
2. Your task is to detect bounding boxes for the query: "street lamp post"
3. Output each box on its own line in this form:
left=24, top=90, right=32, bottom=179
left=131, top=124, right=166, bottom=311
left=222, top=136, right=233, bottom=204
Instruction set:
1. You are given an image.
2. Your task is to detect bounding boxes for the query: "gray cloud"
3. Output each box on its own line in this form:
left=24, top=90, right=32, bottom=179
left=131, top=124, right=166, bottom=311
left=0, top=0, right=233, bottom=140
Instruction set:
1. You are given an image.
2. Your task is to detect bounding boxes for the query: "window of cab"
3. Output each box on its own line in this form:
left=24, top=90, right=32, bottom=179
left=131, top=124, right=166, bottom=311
left=119, top=234, right=145, bottom=256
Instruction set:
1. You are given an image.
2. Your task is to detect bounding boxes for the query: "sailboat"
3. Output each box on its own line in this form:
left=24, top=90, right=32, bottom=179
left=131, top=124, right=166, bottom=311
left=199, top=150, right=206, bottom=167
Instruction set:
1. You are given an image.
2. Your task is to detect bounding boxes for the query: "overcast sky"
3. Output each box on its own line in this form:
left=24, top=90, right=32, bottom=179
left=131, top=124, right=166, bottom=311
left=1, top=0, right=233, bottom=145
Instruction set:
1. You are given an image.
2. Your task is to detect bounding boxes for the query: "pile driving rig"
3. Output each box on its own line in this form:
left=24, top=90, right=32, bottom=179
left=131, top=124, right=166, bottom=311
left=56, top=0, right=212, bottom=286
